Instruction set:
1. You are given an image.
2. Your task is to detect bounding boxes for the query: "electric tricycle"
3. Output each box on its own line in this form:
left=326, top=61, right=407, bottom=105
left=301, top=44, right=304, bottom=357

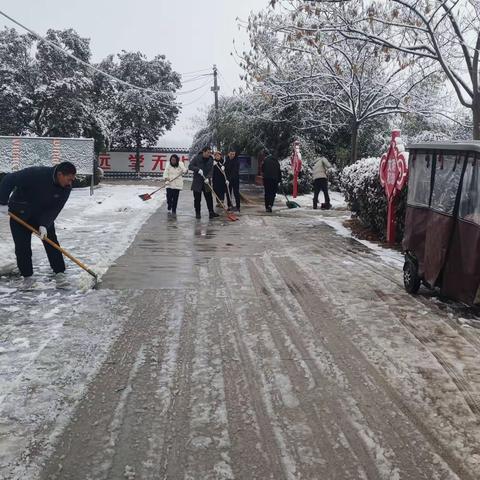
left=403, top=142, right=480, bottom=305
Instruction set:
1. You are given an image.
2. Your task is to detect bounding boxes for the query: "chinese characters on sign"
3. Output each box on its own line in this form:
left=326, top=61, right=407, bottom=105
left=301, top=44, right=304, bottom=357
left=101, top=151, right=190, bottom=173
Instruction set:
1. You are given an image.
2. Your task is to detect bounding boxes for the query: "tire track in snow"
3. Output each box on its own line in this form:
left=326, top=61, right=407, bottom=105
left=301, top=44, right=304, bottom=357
left=220, top=257, right=373, bottom=480
left=214, top=258, right=290, bottom=480
left=38, top=290, right=175, bottom=480
left=272, top=255, right=474, bottom=480
left=246, top=257, right=405, bottom=480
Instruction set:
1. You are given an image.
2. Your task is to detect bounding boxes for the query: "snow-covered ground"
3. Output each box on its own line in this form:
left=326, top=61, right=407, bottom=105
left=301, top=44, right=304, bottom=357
left=281, top=190, right=404, bottom=268
left=286, top=190, right=346, bottom=209
left=0, top=183, right=166, bottom=288
left=0, top=184, right=165, bottom=478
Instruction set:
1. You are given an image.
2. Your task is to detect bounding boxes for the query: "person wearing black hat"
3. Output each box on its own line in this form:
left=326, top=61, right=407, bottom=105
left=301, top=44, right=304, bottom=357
left=225, top=146, right=241, bottom=212
left=0, top=161, right=77, bottom=288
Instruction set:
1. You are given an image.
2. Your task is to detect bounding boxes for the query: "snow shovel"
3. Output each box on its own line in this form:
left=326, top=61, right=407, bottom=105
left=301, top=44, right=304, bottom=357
left=138, top=171, right=184, bottom=201
left=203, top=178, right=239, bottom=222
left=8, top=212, right=98, bottom=285
left=282, top=186, right=301, bottom=209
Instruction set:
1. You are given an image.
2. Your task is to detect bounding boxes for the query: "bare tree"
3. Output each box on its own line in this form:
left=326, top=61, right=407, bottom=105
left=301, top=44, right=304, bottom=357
left=241, top=3, right=443, bottom=162
left=273, top=0, right=480, bottom=139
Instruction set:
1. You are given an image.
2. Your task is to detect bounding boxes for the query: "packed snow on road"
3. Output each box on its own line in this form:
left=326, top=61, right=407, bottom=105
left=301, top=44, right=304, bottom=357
left=0, top=184, right=165, bottom=477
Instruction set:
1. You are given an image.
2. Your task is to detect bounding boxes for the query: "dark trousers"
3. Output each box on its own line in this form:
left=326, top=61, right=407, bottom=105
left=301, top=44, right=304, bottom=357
left=193, top=188, right=214, bottom=214
left=213, top=179, right=226, bottom=203
left=166, top=188, right=180, bottom=213
left=313, top=178, right=330, bottom=207
left=10, top=217, right=65, bottom=277
left=263, top=178, right=279, bottom=209
left=227, top=176, right=240, bottom=209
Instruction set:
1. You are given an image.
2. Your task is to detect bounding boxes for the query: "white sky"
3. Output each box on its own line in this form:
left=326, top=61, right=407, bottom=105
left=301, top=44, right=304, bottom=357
left=0, top=0, right=268, bottom=147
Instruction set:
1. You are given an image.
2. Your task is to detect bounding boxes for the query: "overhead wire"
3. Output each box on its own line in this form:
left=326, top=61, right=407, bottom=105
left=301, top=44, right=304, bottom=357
left=181, top=87, right=212, bottom=107
left=0, top=9, right=206, bottom=106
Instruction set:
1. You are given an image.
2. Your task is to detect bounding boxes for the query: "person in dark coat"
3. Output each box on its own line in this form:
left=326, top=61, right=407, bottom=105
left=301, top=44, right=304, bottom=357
left=225, top=147, right=240, bottom=211
left=212, top=151, right=226, bottom=204
left=0, top=161, right=77, bottom=287
left=261, top=155, right=281, bottom=212
left=188, top=146, right=219, bottom=220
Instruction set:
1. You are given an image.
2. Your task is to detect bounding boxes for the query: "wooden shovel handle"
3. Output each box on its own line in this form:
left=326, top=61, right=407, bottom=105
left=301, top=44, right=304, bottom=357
left=8, top=212, right=97, bottom=279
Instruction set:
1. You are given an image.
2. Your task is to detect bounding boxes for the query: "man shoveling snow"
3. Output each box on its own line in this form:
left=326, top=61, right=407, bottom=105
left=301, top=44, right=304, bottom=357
left=0, top=162, right=77, bottom=289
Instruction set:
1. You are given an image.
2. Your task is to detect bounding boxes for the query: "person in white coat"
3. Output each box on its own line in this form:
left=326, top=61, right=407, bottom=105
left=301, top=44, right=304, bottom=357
left=312, top=156, right=332, bottom=210
left=164, top=154, right=187, bottom=216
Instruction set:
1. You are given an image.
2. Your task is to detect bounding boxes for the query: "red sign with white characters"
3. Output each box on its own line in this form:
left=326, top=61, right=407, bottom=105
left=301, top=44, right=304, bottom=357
left=379, top=130, right=409, bottom=243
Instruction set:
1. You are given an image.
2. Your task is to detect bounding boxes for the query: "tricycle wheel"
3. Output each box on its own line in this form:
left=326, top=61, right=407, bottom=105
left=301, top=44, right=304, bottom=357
left=403, top=258, right=421, bottom=294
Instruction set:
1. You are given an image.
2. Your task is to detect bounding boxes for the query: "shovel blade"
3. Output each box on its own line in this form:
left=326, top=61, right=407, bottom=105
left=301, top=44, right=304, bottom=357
left=139, top=193, right=152, bottom=201
left=226, top=213, right=239, bottom=221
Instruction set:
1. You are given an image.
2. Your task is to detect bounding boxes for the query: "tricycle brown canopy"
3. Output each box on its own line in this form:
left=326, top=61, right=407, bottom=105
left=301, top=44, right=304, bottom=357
left=403, top=142, right=480, bottom=305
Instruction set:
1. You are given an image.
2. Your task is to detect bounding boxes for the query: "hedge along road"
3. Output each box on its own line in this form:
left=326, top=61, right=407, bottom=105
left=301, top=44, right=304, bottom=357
left=36, top=188, right=480, bottom=480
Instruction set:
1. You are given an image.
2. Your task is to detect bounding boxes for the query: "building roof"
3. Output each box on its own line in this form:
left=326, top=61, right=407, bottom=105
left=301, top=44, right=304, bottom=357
left=110, top=147, right=189, bottom=154
left=407, top=142, right=480, bottom=154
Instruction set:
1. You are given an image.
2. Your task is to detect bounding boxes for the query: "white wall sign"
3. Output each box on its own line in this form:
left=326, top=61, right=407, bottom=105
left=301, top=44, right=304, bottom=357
left=99, top=151, right=190, bottom=173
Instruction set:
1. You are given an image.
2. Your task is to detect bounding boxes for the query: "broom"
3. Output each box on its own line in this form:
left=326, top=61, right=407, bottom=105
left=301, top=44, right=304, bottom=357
left=282, top=185, right=301, bottom=209
left=203, top=177, right=239, bottom=221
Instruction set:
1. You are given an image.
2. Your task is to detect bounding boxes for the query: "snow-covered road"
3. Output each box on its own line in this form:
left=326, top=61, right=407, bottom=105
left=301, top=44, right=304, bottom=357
left=2, top=185, right=480, bottom=480
left=0, top=184, right=165, bottom=478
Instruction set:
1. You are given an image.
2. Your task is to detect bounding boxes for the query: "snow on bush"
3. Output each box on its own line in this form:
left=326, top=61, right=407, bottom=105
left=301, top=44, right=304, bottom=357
left=279, top=157, right=313, bottom=195
left=327, top=164, right=342, bottom=192
left=341, top=157, right=407, bottom=241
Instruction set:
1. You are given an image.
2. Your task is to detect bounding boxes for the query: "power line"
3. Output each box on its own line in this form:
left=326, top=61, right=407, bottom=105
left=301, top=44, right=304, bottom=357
left=0, top=9, right=193, bottom=106
left=180, top=79, right=213, bottom=95
left=181, top=73, right=213, bottom=84
left=181, top=87, right=212, bottom=107
left=180, top=68, right=212, bottom=76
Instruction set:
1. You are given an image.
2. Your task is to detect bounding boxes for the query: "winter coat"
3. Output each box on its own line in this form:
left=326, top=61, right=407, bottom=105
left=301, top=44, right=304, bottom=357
left=188, top=153, right=214, bottom=193
left=225, top=155, right=240, bottom=180
left=312, top=157, right=332, bottom=180
left=163, top=160, right=187, bottom=190
left=261, top=156, right=281, bottom=182
left=0, top=165, right=72, bottom=228
left=213, top=158, right=227, bottom=192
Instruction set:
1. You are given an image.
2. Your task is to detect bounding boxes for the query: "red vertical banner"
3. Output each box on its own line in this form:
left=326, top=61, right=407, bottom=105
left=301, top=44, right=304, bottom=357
left=11, top=138, right=21, bottom=171
left=52, top=138, right=61, bottom=165
left=291, top=141, right=302, bottom=198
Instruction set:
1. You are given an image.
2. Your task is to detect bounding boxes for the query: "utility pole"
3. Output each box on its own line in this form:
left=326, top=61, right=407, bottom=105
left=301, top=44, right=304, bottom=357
left=212, top=65, right=220, bottom=150
left=211, top=64, right=220, bottom=111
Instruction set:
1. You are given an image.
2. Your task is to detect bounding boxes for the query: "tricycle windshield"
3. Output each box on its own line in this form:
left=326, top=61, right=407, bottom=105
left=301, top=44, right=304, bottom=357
left=431, top=154, right=462, bottom=215
left=407, top=152, right=431, bottom=207
left=459, top=156, right=480, bottom=225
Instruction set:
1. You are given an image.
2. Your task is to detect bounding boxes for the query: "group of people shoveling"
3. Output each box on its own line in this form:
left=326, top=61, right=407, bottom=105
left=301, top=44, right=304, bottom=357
left=161, top=147, right=332, bottom=217
left=187, top=146, right=241, bottom=220
left=148, top=146, right=241, bottom=220
left=0, top=146, right=332, bottom=289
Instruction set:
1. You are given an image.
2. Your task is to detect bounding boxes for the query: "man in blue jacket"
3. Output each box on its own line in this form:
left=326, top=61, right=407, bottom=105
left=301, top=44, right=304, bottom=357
left=0, top=161, right=77, bottom=287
